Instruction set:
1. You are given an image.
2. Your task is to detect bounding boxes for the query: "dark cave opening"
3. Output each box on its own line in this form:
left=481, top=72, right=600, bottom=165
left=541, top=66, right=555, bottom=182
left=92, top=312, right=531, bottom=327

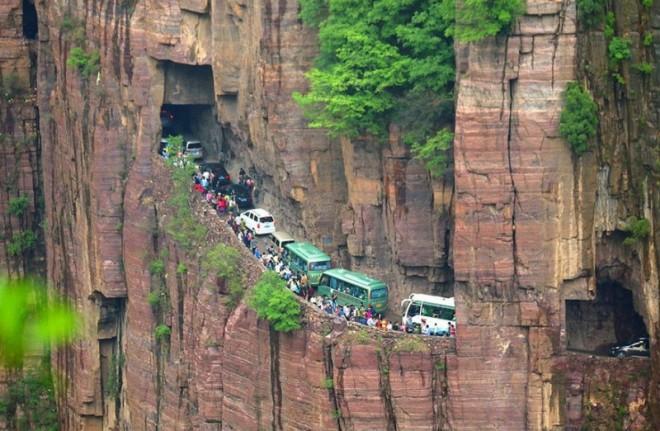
left=160, top=104, right=224, bottom=159
left=566, top=282, right=648, bottom=354
left=22, top=0, right=38, bottom=40
left=159, top=61, right=225, bottom=159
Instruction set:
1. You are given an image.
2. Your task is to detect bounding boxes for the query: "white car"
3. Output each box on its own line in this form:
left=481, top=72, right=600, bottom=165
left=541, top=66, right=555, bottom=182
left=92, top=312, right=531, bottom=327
left=239, top=209, right=275, bottom=235
left=184, top=140, right=204, bottom=160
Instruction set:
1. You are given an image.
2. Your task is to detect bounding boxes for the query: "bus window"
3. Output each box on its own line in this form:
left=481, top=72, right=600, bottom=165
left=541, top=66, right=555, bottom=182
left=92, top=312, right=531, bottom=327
left=407, top=303, right=421, bottom=317
left=329, top=277, right=338, bottom=289
left=421, top=303, right=454, bottom=320
left=319, top=275, right=329, bottom=286
left=350, top=286, right=367, bottom=301
left=370, top=289, right=387, bottom=300
left=309, top=261, right=331, bottom=271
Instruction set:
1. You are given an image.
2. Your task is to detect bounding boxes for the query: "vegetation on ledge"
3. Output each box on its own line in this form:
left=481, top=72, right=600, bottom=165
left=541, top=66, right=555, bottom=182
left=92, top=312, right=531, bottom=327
left=559, top=82, right=598, bottom=156
left=248, top=271, right=302, bottom=332
left=296, top=0, right=524, bottom=177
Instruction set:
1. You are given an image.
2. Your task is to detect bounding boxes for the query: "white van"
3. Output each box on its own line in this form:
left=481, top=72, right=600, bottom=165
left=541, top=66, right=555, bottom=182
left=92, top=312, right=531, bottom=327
left=401, top=293, right=455, bottom=334
left=270, top=231, right=295, bottom=250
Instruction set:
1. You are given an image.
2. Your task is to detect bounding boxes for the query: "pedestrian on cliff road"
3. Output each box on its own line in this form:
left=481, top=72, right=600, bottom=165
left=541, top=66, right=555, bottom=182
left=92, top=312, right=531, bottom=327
left=449, top=322, right=456, bottom=337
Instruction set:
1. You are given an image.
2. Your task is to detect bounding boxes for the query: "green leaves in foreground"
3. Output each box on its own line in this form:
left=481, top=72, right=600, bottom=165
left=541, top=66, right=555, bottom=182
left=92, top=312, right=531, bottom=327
left=248, top=272, right=301, bottom=333
left=0, top=278, right=78, bottom=367
left=454, top=0, right=525, bottom=42
left=559, top=82, right=599, bottom=156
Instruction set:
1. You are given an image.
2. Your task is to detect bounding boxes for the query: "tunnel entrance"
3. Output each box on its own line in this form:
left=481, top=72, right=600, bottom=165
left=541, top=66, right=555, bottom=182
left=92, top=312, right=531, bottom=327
left=22, top=0, right=38, bottom=40
left=159, top=61, right=224, bottom=160
left=160, top=103, right=223, bottom=158
left=566, top=282, right=648, bottom=354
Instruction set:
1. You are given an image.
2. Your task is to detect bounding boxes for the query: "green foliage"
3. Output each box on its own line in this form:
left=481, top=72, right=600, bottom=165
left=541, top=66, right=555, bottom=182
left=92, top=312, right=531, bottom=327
left=295, top=0, right=457, bottom=176
left=176, top=262, right=187, bottom=274
left=322, top=377, right=334, bottom=389
left=149, top=258, right=165, bottom=275
left=67, top=47, right=100, bottom=78
left=0, top=278, right=78, bottom=368
left=1, top=74, right=25, bottom=101
left=642, top=0, right=653, bottom=8
left=435, top=359, right=446, bottom=370
left=559, top=82, right=599, bottom=156
left=622, top=216, right=651, bottom=245
left=104, top=352, right=125, bottom=398
left=248, top=271, right=302, bottom=332
left=603, top=12, right=616, bottom=40
left=0, top=364, right=58, bottom=430
left=633, top=62, right=654, bottom=74
left=296, top=0, right=524, bottom=177
left=7, top=195, right=29, bottom=217
left=147, top=289, right=168, bottom=313
left=392, top=336, right=429, bottom=352
left=203, top=244, right=244, bottom=307
left=164, top=136, right=207, bottom=250
left=643, top=33, right=653, bottom=47
left=608, top=37, right=631, bottom=63
left=7, top=230, right=37, bottom=256
left=611, top=72, right=625, bottom=85
left=454, top=0, right=525, bottom=42
left=576, top=0, right=606, bottom=28
left=154, top=324, right=171, bottom=340
left=346, top=328, right=371, bottom=345
left=298, top=0, right=327, bottom=27
left=410, top=129, right=453, bottom=177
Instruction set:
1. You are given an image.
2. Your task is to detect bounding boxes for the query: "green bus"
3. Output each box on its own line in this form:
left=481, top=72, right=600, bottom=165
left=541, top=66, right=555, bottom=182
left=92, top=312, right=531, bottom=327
left=284, top=242, right=332, bottom=286
left=317, top=269, right=388, bottom=314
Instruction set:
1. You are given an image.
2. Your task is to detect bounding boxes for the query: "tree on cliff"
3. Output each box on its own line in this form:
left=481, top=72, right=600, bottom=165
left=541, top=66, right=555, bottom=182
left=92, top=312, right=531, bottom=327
left=248, top=271, right=302, bottom=332
left=295, top=0, right=524, bottom=177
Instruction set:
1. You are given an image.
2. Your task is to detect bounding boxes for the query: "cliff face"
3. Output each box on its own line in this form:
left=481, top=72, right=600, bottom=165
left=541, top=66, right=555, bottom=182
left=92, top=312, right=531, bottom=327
left=10, top=0, right=658, bottom=430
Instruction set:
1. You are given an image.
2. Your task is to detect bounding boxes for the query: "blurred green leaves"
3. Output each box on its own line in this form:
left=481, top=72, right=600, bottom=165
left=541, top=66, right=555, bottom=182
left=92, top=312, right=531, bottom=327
left=0, top=278, right=78, bottom=368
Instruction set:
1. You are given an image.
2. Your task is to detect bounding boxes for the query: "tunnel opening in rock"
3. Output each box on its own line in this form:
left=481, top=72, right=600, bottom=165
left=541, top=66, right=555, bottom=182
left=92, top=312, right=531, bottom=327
left=160, top=104, right=224, bottom=158
left=22, top=0, right=38, bottom=40
left=159, top=61, right=224, bottom=159
left=566, top=282, right=648, bottom=354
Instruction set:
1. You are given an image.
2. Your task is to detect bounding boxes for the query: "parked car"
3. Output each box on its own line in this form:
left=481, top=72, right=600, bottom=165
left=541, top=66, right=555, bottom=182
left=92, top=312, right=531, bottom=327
left=238, top=209, right=275, bottom=235
left=184, top=140, right=204, bottom=160
left=610, top=337, right=650, bottom=358
left=200, top=162, right=231, bottom=188
left=219, top=183, right=253, bottom=209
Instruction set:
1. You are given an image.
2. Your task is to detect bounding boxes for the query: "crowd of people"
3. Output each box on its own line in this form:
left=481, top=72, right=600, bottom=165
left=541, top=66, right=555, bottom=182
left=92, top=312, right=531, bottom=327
left=190, top=162, right=455, bottom=337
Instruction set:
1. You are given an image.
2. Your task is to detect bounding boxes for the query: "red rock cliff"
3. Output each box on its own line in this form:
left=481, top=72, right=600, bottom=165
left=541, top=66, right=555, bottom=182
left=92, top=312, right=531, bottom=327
left=9, top=0, right=658, bottom=429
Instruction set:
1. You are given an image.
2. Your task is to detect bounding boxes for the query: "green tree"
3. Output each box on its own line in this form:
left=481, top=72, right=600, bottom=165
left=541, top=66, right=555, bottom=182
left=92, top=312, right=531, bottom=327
left=608, top=37, right=631, bottom=63
left=576, top=0, right=606, bottom=28
left=0, top=278, right=78, bottom=368
left=248, top=272, right=302, bottom=332
left=7, top=195, right=29, bottom=217
left=67, top=47, right=100, bottom=78
left=559, top=82, right=599, bottom=156
left=296, top=0, right=524, bottom=177
left=454, top=0, right=525, bottom=42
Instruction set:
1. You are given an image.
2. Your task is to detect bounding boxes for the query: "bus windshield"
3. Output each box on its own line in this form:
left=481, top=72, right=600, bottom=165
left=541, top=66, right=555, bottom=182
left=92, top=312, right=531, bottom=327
left=309, top=261, right=331, bottom=271
left=370, top=289, right=387, bottom=299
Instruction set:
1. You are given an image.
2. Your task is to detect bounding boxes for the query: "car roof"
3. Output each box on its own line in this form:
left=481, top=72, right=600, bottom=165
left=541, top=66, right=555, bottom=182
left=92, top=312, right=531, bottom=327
left=271, top=231, right=295, bottom=242
left=246, top=208, right=272, bottom=217
left=284, top=242, right=331, bottom=262
left=322, top=268, right=386, bottom=289
left=407, top=293, right=455, bottom=308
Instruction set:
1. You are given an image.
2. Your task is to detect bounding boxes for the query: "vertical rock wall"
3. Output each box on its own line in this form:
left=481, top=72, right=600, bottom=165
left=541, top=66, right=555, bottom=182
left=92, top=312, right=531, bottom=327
left=19, top=0, right=659, bottom=429
left=0, top=0, right=43, bottom=277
